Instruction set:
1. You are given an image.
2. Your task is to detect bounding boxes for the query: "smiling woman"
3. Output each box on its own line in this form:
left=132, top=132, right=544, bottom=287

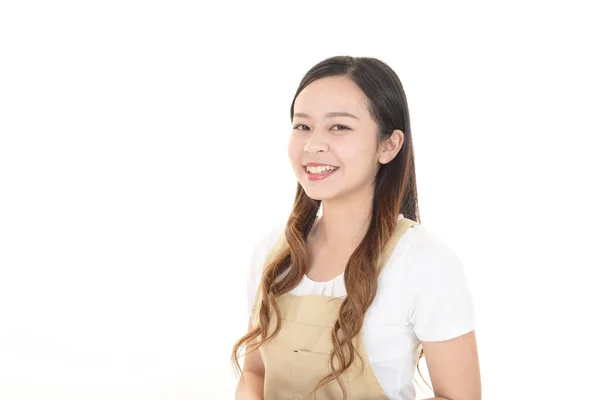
left=231, top=56, right=481, bottom=400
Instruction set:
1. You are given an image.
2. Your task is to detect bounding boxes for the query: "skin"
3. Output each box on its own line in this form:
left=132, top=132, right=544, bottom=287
left=235, top=75, right=481, bottom=400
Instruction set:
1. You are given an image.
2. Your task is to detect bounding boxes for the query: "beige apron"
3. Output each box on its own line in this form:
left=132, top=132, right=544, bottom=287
left=252, top=217, right=418, bottom=399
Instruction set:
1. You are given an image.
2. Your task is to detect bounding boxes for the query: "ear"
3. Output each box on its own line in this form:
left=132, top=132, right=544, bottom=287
left=378, top=129, right=404, bottom=165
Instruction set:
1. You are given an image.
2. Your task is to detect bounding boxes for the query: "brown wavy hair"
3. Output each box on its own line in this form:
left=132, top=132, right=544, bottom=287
left=232, top=56, right=431, bottom=398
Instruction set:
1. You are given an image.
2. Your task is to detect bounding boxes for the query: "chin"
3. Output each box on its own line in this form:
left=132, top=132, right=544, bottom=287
left=300, top=187, right=338, bottom=202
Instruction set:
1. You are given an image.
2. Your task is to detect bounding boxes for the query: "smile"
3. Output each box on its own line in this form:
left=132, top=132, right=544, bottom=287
left=304, top=166, right=339, bottom=181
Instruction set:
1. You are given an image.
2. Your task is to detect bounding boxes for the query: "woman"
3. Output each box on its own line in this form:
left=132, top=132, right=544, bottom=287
left=232, top=56, right=481, bottom=400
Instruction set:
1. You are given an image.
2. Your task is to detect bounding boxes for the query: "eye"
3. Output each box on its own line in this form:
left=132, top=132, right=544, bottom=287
left=332, top=124, right=350, bottom=131
left=293, top=124, right=309, bottom=131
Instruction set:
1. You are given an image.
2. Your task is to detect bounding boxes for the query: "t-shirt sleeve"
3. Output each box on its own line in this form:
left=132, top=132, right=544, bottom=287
left=246, top=222, right=286, bottom=317
left=406, top=228, right=477, bottom=342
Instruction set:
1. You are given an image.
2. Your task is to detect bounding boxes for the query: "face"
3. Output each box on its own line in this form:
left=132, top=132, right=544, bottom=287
left=288, top=75, right=382, bottom=203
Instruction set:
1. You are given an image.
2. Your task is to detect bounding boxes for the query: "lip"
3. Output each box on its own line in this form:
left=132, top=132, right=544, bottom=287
left=303, top=162, right=339, bottom=167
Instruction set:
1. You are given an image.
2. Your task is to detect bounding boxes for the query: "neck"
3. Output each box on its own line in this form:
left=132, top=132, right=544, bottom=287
left=310, top=187, right=374, bottom=250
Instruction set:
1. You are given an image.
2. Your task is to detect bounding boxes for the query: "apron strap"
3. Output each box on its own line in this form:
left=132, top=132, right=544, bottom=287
left=376, top=217, right=418, bottom=273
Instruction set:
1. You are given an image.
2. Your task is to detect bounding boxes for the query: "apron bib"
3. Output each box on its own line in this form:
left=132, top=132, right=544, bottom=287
left=253, top=217, right=418, bottom=399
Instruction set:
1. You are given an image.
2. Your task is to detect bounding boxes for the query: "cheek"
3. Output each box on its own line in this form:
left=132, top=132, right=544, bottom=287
left=340, top=140, right=372, bottom=164
left=287, top=137, right=303, bottom=162
left=340, top=141, right=378, bottom=173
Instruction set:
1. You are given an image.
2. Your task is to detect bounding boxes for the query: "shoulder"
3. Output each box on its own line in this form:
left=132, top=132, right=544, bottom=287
left=247, top=221, right=286, bottom=283
left=377, top=222, right=477, bottom=341
left=245, top=221, right=287, bottom=315
left=407, top=224, right=463, bottom=273
left=378, top=222, right=470, bottom=303
left=386, top=223, right=464, bottom=277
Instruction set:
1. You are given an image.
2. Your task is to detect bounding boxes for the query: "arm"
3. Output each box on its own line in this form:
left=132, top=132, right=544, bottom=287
left=420, top=330, right=481, bottom=400
left=234, top=319, right=265, bottom=400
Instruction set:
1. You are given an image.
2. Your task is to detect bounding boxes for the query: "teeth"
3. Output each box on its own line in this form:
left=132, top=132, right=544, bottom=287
left=306, top=165, right=338, bottom=174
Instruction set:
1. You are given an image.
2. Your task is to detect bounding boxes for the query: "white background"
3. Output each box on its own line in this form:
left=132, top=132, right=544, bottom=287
left=1, top=1, right=599, bottom=399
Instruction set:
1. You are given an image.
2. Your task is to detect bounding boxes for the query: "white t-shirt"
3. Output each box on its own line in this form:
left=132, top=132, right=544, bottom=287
left=246, top=216, right=477, bottom=400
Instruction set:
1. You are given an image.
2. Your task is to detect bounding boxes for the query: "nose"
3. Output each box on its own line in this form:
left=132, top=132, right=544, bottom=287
left=303, top=127, right=329, bottom=153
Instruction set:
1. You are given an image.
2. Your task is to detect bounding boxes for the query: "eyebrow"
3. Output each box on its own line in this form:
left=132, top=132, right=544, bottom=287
left=293, top=112, right=360, bottom=120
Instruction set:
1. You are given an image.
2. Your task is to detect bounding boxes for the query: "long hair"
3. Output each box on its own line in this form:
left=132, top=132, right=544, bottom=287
left=232, top=56, right=430, bottom=397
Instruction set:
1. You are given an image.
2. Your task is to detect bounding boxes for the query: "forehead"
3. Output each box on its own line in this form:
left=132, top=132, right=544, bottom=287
left=294, top=76, right=369, bottom=117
